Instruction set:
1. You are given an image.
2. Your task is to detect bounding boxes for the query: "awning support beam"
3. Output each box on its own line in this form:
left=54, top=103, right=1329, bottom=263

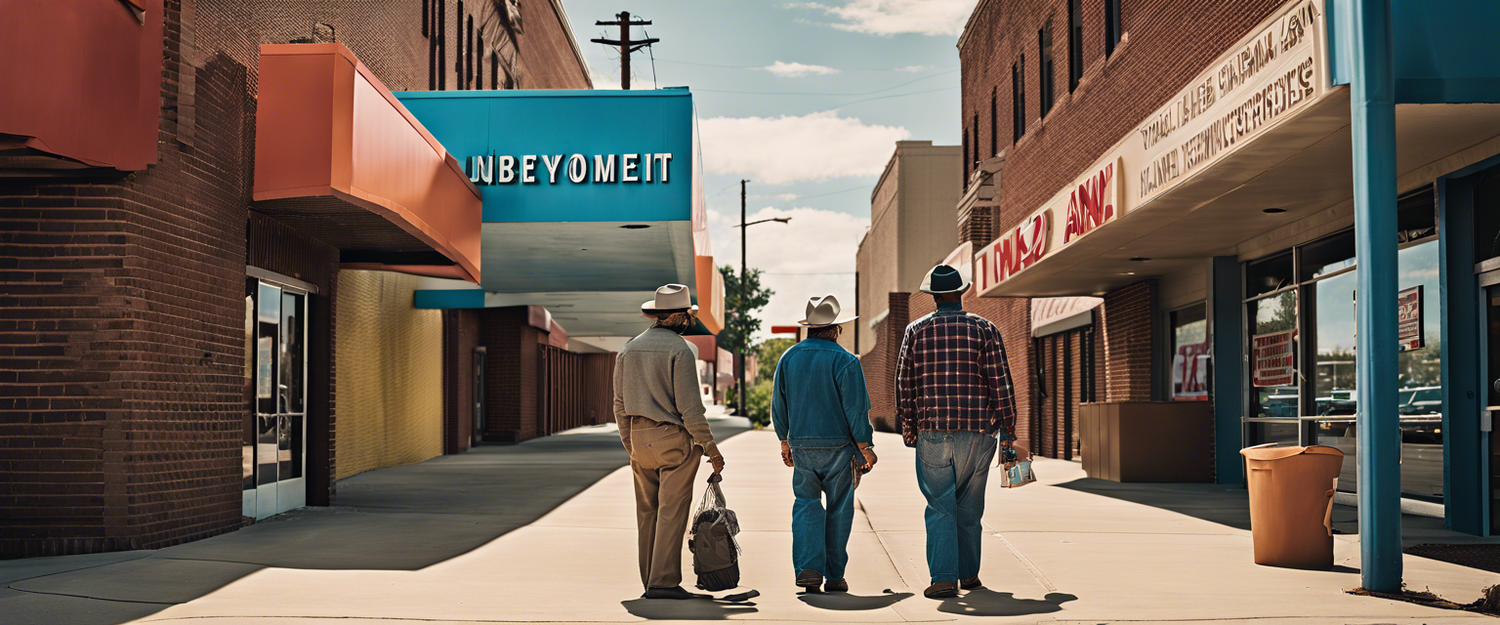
left=1349, top=0, right=1402, bottom=593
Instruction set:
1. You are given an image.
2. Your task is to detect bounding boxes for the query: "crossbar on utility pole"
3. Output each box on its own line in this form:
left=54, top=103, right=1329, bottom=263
left=1349, top=0, right=1402, bottom=593
left=590, top=11, right=658, bottom=90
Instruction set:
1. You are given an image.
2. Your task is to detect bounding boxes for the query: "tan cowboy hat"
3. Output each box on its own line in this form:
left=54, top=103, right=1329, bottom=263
left=798, top=295, right=856, bottom=327
left=641, top=283, right=698, bottom=313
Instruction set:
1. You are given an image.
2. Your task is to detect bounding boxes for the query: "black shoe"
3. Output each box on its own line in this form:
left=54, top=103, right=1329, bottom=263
left=824, top=579, right=848, bottom=592
left=796, top=569, right=823, bottom=591
left=960, top=576, right=983, bottom=590
left=643, top=586, right=698, bottom=600
left=924, top=581, right=958, bottom=598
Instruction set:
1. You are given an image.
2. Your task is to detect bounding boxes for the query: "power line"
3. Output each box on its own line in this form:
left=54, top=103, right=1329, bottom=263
left=689, top=69, right=957, bottom=97
left=830, top=86, right=958, bottom=109
left=657, top=58, right=942, bottom=73
left=784, top=186, right=867, bottom=201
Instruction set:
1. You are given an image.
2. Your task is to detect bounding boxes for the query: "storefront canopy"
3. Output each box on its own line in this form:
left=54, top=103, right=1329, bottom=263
left=402, top=89, right=720, bottom=340
left=253, top=43, right=483, bottom=283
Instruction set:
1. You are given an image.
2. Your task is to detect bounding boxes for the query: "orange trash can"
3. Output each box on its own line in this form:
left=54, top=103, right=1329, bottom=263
left=1240, top=444, right=1345, bottom=569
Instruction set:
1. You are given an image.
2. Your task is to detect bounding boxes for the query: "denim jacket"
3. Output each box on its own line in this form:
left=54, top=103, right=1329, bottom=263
left=771, top=338, right=874, bottom=448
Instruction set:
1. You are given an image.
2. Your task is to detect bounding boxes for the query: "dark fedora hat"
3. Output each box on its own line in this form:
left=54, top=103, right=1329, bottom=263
left=920, top=264, right=971, bottom=294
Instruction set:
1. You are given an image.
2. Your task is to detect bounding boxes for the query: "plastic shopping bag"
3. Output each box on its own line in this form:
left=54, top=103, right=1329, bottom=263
left=999, top=444, right=1037, bottom=488
left=688, top=473, right=741, bottom=591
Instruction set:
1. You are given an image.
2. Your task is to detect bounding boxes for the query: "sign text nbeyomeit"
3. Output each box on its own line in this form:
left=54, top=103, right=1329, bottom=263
left=464, top=153, right=674, bottom=186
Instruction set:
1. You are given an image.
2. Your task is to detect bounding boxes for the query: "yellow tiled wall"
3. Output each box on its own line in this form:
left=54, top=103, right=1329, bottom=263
left=334, top=270, right=445, bottom=480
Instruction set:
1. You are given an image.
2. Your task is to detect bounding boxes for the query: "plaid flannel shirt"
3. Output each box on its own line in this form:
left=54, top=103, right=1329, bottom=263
left=895, top=306, right=1017, bottom=446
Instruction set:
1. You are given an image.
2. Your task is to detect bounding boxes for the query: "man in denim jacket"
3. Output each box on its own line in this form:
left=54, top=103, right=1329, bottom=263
left=772, top=295, right=876, bottom=593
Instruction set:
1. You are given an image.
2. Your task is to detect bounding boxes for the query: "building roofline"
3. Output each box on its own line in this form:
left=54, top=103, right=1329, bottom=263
left=548, top=0, right=594, bottom=88
left=957, top=0, right=995, bottom=51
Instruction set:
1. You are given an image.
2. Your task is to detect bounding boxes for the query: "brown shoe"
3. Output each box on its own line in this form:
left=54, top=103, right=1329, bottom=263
left=960, top=576, right=983, bottom=590
left=824, top=579, right=848, bottom=592
left=924, top=581, right=958, bottom=598
left=796, top=569, right=823, bottom=591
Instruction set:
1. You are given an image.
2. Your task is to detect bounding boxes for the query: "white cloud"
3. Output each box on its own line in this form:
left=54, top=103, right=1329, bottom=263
left=757, top=61, right=841, bottom=78
left=893, top=65, right=933, bottom=73
left=699, top=111, right=909, bottom=185
left=790, top=0, right=979, bottom=37
left=709, top=207, right=868, bottom=343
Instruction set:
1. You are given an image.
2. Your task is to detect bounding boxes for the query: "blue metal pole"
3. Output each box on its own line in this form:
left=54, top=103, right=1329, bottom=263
left=1349, top=0, right=1402, bottom=592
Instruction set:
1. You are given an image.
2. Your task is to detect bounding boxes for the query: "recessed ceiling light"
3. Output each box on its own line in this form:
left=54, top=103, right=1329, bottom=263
left=1263, top=208, right=1287, bottom=214
left=620, top=224, right=651, bottom=229
left=1120, top=271, right=1136, bottom=276
left=1129, top=257, right=1151, bottom=262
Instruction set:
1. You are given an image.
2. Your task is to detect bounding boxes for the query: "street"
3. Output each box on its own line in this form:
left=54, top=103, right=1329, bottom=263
left=3, top=410, right=1494, bottom=625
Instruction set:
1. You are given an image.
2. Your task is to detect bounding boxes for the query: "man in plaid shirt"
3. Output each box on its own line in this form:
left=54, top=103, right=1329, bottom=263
left=896, top=264, right=1017, bottom=599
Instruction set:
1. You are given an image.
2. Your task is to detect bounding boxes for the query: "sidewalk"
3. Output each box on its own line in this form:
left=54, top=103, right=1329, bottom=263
left=3, top=421, right=1496, bottom=624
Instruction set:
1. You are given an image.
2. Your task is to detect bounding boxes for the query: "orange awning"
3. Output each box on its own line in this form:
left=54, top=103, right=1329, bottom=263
left=253, top=43, right=481, bottom=283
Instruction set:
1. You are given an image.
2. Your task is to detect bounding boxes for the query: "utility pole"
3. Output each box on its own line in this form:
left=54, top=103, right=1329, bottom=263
left=738, top=179, right=747, bottom=418
left=591, top=12, right=657, bottom=90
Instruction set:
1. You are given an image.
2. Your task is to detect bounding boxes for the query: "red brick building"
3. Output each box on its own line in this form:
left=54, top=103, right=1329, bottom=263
left=945, top=0, right=1500, bottom=542
left=0, top=0, right=594, bottom=557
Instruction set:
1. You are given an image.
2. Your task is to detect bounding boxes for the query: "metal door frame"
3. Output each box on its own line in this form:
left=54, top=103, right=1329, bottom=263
left=244, top=275, right=310, bottom=520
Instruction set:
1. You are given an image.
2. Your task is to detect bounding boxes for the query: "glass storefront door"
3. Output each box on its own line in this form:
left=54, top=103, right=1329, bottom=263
left=244, top=277, right=309, bottom=519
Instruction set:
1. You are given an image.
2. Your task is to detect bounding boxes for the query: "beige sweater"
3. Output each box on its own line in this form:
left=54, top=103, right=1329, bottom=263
left=613, top=326, right=720, bottom=459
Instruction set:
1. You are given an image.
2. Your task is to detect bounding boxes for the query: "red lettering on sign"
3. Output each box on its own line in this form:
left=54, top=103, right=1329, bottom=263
left=1063, top=162, right=1116, bottom=243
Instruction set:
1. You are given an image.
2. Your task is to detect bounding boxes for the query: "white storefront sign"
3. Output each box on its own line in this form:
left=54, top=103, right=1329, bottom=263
left=976, top=0, right=1328, bottom=295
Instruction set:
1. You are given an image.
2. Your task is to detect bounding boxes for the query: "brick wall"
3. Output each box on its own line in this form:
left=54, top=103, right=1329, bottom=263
left=0, top=0, right=590, bottom=557
left=1101, top=280, right=1156, bottom=401
left=442, top=308, right=481, bottom=454
left=477, top=307, right=543, bottom=442
left=961, top=0, right=1286, bottom=238
left=861, top=293, right=910, bottom=432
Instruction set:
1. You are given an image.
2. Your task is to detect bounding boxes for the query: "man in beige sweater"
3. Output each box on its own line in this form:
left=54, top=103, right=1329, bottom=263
left=614, top=284, right=725, bottom=600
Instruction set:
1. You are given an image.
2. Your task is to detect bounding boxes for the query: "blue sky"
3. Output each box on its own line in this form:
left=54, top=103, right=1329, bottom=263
left=561, top=0, right=976, bottom=337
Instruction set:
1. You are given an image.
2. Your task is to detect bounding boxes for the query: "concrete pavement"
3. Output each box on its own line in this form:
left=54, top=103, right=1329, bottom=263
left=3, top=413, right=1497, bottom=624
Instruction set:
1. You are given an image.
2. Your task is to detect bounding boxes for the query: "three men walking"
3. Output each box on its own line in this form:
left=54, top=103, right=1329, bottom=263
left=615, top=266, right=1017, bottom=599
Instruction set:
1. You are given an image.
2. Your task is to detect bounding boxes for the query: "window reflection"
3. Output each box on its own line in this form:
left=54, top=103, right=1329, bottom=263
left=1248, top=290, right=1298, bottom=422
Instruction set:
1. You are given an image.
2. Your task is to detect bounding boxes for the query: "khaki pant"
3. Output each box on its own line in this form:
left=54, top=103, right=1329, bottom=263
left=628, top=416, right=701, bottom=589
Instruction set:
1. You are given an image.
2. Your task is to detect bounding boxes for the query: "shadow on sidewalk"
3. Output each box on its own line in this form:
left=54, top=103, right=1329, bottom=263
left=2, top=418, right=751, bottom=625
left=937, top=589, right=1078, bottom=617
left=798, top=590, right=912, bottom=610
left=1055, top=478, right=1253, bottom=530
left=621, top=595, right=759, bottom=620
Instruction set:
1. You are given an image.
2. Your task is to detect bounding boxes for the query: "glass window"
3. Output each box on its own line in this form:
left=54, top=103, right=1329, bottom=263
left=1171, top=304, right=1208, bottom=401
left=1300, top=231, right=1356, bottom=281
left=1248, top=291, right=1298, bottom=419
left=256, top=283, right=281, bottom=416
left=1308, top=237, right=1444, bottom=502
left=1246, top=251, right=1294, bottom=298
left=1311, top=270, right=1357, bottom=415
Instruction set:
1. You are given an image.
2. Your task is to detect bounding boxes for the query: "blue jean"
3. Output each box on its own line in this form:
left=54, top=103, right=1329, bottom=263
left=790, top=444, right=857, bottom=580
left=916, top=430, right=996, bottom=583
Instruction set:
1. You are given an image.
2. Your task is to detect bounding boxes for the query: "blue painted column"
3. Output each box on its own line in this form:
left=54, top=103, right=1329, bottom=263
left=1349, top=0, right=1402, bottom=592
left=1209, top=256, right=1244, bottom=486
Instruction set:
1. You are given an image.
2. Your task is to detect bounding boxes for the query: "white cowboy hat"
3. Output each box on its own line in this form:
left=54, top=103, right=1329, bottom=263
left=641, top=283, right=698, bottom=313
left=919, top=264, right=971, bottom=294
left=798, top=295, right=856, bottom=327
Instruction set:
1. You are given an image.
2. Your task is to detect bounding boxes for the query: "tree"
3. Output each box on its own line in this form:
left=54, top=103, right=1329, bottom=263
left=740, top=338, right=797, bottom=426
left=719, top=265, right=773, bottom=355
